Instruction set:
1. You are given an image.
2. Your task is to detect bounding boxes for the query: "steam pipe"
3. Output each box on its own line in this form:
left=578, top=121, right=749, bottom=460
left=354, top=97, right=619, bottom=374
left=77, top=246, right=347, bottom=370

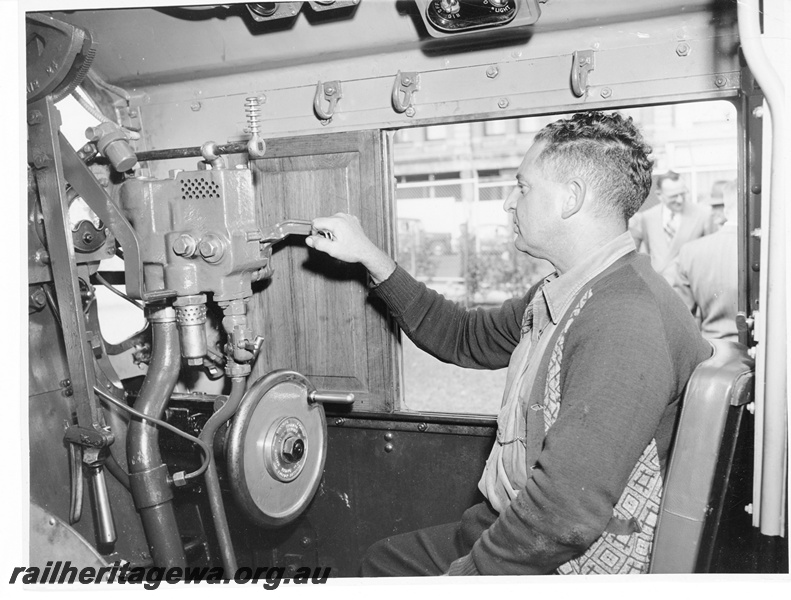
left=127, top=305, right=186, bottom=568
left=736, top=0, right=787, bottom=537
left=198, top=376, right=246, bottom=573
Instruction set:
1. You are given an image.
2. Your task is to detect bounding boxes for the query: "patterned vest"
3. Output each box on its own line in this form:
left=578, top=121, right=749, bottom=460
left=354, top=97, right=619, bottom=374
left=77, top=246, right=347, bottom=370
left=543, top=290, right=664, bottom=574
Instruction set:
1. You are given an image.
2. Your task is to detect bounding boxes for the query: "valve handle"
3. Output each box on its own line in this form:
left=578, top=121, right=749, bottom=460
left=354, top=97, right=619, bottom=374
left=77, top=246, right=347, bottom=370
left=87, top=465, right=117, bottom=545
left=308, top=390, right=355, bottom=405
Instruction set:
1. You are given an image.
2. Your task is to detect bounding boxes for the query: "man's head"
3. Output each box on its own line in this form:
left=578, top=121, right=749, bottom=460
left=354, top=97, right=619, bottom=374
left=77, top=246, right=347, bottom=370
left=656, top=171, right=688, bottom=214
left=504, top=111, right=653, bottom=264
left=707, top=179, right=730, bottom=230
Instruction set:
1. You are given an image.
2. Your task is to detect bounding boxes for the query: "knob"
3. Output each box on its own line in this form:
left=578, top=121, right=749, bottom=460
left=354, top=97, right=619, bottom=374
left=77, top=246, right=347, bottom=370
left=441, top=0, right=460, bottom=15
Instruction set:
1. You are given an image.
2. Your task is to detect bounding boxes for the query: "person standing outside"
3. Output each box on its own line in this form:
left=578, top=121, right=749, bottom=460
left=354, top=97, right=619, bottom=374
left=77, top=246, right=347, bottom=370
left=629, top=171, right=714, bottom=281
left=668, top=180, right=739, bottom=341
left=306, top=112, right=711, bottom=575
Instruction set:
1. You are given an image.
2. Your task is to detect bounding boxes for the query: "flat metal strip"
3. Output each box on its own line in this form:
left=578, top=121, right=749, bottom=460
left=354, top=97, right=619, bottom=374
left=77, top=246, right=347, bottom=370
left=29, top=97, right=99, bottom=428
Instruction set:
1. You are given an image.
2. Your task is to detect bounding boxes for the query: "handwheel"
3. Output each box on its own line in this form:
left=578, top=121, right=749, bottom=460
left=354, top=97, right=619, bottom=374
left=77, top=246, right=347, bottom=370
left=226, top=370, right=327, bottom=528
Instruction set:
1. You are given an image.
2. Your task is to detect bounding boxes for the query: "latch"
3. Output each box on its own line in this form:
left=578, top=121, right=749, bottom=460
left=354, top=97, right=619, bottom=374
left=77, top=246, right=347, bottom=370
left=392, top=71, right=420, bottom=115
left=313, top=80, right=342, bottom=122
left=570, top=50, right=595, bottom=97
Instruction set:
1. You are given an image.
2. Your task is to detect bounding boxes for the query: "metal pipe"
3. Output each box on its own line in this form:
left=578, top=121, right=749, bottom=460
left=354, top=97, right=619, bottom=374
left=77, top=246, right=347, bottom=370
left=135, top=141, right=248, bottom=162
left=198, top=377, right=246, bottom=573
left=127, top=305, right=186, bottom=568
left=736, top=0, right=787, bottom=538
left=104, top=451, right=131, bottom=491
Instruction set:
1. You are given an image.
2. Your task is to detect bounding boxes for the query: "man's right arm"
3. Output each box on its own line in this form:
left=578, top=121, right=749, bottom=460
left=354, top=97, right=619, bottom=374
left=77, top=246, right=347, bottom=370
left=306, top=213, right=397, bottom=284
left=306, top=213, right=526, bottom=369
left=372, top=265, right=528, bottom=370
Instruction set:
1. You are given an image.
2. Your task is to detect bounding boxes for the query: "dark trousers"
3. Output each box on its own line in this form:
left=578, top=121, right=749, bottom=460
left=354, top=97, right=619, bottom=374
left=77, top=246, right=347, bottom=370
left=359, top=501, right=499, bottom=576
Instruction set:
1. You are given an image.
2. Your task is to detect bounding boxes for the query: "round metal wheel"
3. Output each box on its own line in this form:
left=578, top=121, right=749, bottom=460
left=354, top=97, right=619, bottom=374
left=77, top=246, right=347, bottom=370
left=226, top=370, right=327, bottom=528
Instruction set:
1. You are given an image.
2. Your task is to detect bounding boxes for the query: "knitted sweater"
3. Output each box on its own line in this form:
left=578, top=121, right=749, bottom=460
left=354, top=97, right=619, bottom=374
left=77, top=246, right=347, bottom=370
left=372, top=251, right=711, bottom=574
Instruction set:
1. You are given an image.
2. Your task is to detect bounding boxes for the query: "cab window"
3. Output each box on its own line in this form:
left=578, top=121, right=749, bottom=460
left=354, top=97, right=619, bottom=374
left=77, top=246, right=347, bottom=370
left=393, top=100, right=738, bottom=415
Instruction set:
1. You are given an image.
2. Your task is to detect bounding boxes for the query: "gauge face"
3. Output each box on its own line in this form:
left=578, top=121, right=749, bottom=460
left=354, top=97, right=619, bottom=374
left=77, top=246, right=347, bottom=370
left=426, top=0, right=518, bottom=33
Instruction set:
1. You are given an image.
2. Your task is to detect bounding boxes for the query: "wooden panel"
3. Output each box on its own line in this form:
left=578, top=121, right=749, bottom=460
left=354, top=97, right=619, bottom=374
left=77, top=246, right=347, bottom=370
left=247, top=131, right=397, bottom=412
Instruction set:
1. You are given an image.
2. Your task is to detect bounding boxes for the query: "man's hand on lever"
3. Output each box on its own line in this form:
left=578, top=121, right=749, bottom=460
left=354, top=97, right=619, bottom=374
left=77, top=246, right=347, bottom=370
left=306, top=213, right=397, bottom=285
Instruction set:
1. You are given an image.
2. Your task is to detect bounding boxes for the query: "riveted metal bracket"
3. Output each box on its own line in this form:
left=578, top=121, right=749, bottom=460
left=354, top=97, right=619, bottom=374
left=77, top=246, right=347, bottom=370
left=313, top=80, right=342, bottom=122
left=571, top=50, right=595, bottom=97
left=392, top=71, right=420, bottom=114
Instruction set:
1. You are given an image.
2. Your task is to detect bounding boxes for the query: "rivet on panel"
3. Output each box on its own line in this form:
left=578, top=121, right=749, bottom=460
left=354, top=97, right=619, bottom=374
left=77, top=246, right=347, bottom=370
left=384, top=432, right=394, bottom=441
left=191, top=101, right=202, bottom=112
left=498, top=98, right=509, bottom=109
left=384, top=443, right=394, bottom=453
left=752, top=106, right=764, bottom=119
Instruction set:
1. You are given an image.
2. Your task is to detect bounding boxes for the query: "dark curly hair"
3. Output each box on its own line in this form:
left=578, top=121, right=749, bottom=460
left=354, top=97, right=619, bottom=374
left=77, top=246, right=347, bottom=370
left=533, top=111, right=654, bottom=222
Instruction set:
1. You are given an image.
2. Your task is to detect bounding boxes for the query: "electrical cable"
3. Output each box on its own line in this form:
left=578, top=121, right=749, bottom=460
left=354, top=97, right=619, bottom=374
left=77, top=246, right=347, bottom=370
left=72, top=85, right=112, bottom=124
left=71, top=85, right=141, bottom=140
left=93, top=271, right=144, bottom=310
left=94, top=385, right=211, bottom=482
left=86, top=69, right=132, bottom=103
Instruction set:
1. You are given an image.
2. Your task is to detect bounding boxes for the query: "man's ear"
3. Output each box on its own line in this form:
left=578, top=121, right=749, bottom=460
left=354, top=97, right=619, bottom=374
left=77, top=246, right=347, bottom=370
left=561, top=178, right=587, bottom=219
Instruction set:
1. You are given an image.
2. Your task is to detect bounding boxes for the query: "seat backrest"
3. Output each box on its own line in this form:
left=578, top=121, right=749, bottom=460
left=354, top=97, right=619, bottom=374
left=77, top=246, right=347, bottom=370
left=649, top=339, right=754, bottom=573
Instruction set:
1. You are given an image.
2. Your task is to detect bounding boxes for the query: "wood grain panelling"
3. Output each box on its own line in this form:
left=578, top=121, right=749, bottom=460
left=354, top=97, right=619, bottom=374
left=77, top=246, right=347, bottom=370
left=247, top=131, right=397, bottom=411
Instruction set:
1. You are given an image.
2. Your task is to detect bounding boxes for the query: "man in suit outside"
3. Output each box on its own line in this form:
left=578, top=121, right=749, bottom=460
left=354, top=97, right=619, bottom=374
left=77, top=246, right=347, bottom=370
left=628, top=171, right=714, bottom=281
left=667, top=180, right=739, bottom=341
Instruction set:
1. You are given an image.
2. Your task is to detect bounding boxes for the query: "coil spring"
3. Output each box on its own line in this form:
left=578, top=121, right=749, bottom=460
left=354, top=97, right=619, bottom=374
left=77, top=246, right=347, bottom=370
left=245, top=97, right=261, bottom=135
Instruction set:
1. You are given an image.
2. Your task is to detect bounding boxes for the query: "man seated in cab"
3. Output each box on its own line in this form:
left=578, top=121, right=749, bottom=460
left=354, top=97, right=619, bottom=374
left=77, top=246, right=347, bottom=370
left=305, top=111, right=711, bottom=576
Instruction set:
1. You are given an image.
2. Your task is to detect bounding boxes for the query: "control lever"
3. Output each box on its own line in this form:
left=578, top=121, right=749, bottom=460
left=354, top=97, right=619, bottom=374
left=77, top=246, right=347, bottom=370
left=308, top=390, right=356, bottom=405
left=260, top=219, right=313, bottom=244
left=67, top=441, right=84, bottom=524
left=87, top=464, right=117, bottom=545
left=259, top=219, right=335, bottom=245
